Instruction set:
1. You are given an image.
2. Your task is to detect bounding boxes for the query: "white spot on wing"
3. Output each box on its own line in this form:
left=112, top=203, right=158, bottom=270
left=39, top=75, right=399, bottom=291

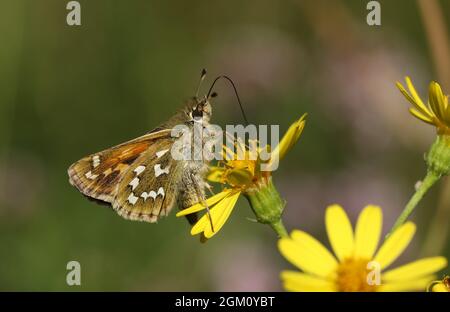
left=92, top=155, right=100, bottom=168
left=85, top=171, right=98, bottom=180
left=134, top=165, right=145, bottom=176
left=141, top=191, right=156, bottom=201
left=154, top=164, right=170, bottom=177
left=140, top=187, right=164, bottom=201
left=156, top=149, right=169, bottom=158
left=129, top=177, right=139, bottom=190
left=127, top=192, right=139, bottom=205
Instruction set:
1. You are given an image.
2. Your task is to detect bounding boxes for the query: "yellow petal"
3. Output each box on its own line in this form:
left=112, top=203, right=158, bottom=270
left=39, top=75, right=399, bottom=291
left=373, top=222, right=416, bottom=270
left=379, top=275, right=435, bottom=292
left=397, top=82, right=418, bottom=107
left=190, top=191, right=240, bottom=237
left=267, top=114, right=306, bottom=170
left=441, top=96, right=450, bottom=126
left=429, top=81, right=450, bottom=127
left=354, top=205, right=382, bottom=259
left=203, top=191, right=240, bottom=238
left=325, top=205, right=354, bottom=261
left=278, top=230, right=338, bottom=278
left=382, top=257, right=447, bottom=282
left=429, top=282, right=449, bottom=292
left=405, top=77, right=430, bottom=115
left=280, top=270, right=335, bottom=292
left=176, top=189, right=232, bottom=217
left=409, top=108, right=435, bottom=125
left=396, top=81, right=429, bottom=117
left=429, top=81, right=446, bottom=120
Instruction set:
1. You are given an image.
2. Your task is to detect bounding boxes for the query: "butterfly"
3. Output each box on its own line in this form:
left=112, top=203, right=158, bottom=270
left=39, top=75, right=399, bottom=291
left=68, top=70, right=219, bottom=226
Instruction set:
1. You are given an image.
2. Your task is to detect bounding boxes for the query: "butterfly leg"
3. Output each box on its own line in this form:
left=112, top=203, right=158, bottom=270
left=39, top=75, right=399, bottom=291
left=205, top=182, right=214, bottom=196
left=190, top=173, right=215, bottom=233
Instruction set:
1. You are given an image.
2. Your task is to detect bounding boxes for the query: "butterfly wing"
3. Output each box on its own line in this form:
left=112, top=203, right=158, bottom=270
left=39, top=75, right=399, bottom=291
left=68, top=129, right=172, bottom=205
left=113, top=143, right=182, bottom=222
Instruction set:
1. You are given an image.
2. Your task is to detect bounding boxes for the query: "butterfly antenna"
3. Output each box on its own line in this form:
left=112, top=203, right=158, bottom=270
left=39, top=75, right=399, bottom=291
left=207, top=75, right=249, bottom=125
left=195, top=68, right=207, bottom=98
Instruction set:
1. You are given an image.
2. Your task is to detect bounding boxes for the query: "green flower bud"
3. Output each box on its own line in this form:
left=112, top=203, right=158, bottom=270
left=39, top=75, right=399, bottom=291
left=244, top=178, right=288, bottom=237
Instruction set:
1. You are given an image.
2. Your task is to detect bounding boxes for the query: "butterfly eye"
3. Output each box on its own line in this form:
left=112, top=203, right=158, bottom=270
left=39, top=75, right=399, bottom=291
left=192, top=106, right=203, bottom=118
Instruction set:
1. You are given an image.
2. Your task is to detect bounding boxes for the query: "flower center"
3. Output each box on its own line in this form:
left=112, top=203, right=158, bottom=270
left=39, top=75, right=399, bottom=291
left=335, top=258, right=378, bottom=292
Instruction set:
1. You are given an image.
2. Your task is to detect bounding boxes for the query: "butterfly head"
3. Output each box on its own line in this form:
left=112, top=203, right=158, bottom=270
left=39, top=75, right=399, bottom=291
left=185, top=96, right=213, bottom=124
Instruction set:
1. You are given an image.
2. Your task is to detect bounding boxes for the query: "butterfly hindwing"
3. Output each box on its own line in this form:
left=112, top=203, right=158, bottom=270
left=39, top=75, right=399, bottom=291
left=113, top=143, right=182, bottom=222
left=68, top=129, right=172, bottom=204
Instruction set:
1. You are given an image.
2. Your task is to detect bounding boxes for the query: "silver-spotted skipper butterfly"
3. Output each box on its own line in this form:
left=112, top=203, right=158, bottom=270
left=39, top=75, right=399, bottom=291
left=68, top=70, right=219, bottom=226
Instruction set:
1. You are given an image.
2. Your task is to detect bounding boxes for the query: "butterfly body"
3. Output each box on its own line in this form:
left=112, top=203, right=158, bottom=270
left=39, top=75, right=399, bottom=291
left=68, top=97, right=214, bottom=224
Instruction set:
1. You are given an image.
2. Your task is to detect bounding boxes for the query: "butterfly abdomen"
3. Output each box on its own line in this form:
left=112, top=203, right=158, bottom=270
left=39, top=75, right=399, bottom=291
left=176, top=160, right=209, bottom=224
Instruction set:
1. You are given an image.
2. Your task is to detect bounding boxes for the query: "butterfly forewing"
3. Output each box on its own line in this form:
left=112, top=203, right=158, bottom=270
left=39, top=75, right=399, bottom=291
left=68, top=129, right=173, bottom=206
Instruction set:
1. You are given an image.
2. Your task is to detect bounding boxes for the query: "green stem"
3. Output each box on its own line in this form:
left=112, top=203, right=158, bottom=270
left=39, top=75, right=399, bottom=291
left=270, top=219, right=288, bottom=238
left=387, top=171, right=440, bottom=238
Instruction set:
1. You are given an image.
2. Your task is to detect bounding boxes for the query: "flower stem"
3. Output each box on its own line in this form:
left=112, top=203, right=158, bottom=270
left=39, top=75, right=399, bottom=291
left=270, top=219, right=288, bottom=238
left=387, top=171, right=440, bottom=238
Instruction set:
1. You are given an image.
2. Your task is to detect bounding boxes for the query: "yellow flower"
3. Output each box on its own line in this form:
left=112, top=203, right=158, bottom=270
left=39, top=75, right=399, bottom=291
left=396, top=76, right=450, bottom=135
left=208, top=113, right=307, bottom=189
left=428, top=276, right=450, bottom=292
left=390, top=77, right=450, bottom=236
left=278, top=205, right=447, bottom=292
left=176, top=114, right=307, bottom=239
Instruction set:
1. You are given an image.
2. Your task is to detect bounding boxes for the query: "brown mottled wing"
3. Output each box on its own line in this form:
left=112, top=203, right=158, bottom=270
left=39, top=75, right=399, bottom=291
left=68, top=129, right=172, bottom=205
left=113, top=142, right=183, bottom=222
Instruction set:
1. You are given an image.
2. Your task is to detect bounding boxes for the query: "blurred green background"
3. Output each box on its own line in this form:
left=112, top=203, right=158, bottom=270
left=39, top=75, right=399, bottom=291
left=0, top=0, right=449, bottom=291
